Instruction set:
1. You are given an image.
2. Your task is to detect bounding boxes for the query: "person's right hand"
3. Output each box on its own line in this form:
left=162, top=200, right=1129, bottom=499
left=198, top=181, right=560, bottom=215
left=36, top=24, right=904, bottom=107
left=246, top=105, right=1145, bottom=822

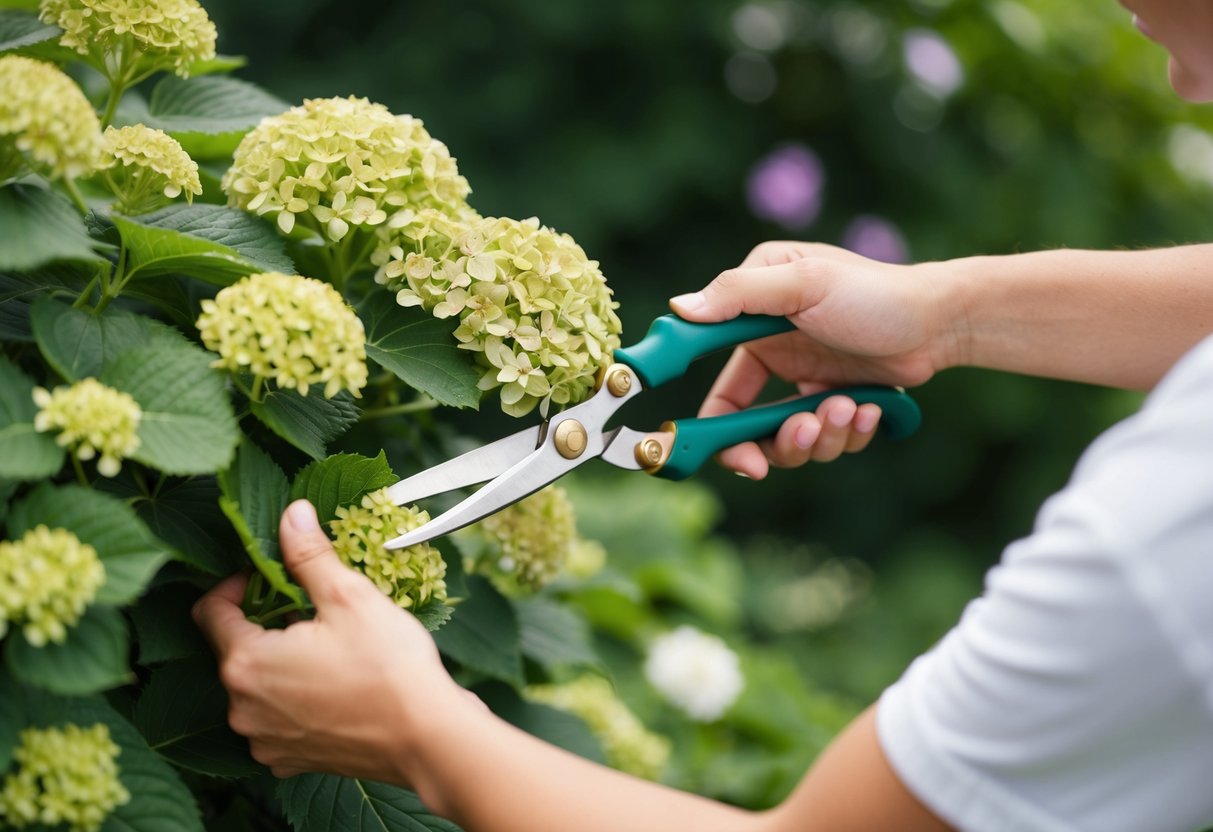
left=670, top=241, right=953, bottom=479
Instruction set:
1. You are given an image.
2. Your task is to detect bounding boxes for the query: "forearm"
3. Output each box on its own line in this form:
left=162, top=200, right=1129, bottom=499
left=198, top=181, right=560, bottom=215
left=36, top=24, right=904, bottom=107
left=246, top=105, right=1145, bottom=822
left=941, top=245, right=1213, bottom=389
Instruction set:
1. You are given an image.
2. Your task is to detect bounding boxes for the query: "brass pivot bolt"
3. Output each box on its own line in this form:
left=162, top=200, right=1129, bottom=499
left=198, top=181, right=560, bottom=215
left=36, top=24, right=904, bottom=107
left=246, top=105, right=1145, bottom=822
left=635, top=438, right=664, bottom=468
left=605, top=365, right=632, bottom=397
left=554, top=419, right=588, bottom=459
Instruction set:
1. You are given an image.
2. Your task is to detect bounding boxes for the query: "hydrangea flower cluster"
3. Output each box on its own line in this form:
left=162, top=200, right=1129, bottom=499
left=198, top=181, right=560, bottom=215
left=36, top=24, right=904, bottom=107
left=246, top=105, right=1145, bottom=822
left=0, top=56, right=102, bottom=181
left=0, top=525, right=106, bottom=648
left=329, top=488, right=447, bottom=610
left=39, top=0, right=217, bottom=78
left=0, top=723, right=129, bottom=832
left=644, top=625, right=745, bottom=722
left=222, top=96, right=471, bottom=240
left=100, top=124, right=202, bottom=214
left=472, top=485, right=578, bottom=589
left=196, top=272, right=368, bottom=399
left=33, top=378, right=141, bottom=478
left=528, top=675, right=670, bottom=780
left=374, top=213, right=622, bottom=416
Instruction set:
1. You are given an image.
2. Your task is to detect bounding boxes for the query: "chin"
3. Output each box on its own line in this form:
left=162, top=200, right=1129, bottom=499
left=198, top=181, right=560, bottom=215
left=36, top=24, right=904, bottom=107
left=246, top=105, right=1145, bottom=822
left=1168, top=57, right=1213, bottom=102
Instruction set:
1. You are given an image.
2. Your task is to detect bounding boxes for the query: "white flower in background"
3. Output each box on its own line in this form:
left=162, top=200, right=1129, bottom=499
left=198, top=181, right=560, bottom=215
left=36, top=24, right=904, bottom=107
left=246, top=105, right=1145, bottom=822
left=644, top=625, right=744, bottom=722
left=902, top=28, right=964, bottom=99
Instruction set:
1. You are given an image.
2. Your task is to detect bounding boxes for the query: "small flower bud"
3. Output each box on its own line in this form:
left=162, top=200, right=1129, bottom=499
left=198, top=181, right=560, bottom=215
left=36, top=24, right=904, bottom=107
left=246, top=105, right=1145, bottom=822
left=0, top=526, right=106, bottom=648
left=0, top=55, right=103, bottom=181
left=100, top=124, right=202, bottom=214
left=33, top=378, right=141, bottom=478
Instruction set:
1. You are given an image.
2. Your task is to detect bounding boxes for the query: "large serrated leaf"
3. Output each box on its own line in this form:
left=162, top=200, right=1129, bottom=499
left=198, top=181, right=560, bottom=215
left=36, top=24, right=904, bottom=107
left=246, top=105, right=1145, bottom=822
left=133, top=654, right=260, bottom=779
left=129, top=584, right=208, bottom=665
left=0, top=355, right=64, bottom=479
left=278, top=774, right=462, bottom=832
left=217, top=438, right=304, bottom=606
left=101, top=335, right=240, bottom=475
left=112, top=204, right=294, bottom=284
left=0, top=183, right=105, bottom=270
left=8, top=483, right=172, bottom=605
left=513, top=595, right=600, bottom=671
left=0, top=264, right=92, bottom=341
left=5, top=605, right=132, bottom=695
left=249, top=387, right=360, bottom=461
left=142, top=75, right=287, bottom=159
left=31, top=296, right=162, bottom=381
left=432, top=576, right=522, bottom=686
left=360, top=294, right=481, bottom=409
left=0, top=8, right=59, bottom=54
left=289, top=451, right=398, bottom=524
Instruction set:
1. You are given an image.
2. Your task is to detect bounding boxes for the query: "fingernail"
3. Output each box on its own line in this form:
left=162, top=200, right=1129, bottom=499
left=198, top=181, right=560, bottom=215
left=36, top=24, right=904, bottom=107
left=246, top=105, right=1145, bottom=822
left=827, top=403, right=855, bottom=428
left=670, top=292, right=705, bottom=314
left=286, top=499, right=318, bottom=531
left=794, top=422, right=820, bottom=450
left=855, top=409, right=880, bottom=433
left=735, top=469, right=752, bottom=479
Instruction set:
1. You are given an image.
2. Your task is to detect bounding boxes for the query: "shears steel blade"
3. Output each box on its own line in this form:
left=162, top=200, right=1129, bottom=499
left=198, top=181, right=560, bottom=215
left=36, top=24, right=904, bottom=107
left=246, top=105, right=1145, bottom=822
left=384, top=426, right=543, bottom=507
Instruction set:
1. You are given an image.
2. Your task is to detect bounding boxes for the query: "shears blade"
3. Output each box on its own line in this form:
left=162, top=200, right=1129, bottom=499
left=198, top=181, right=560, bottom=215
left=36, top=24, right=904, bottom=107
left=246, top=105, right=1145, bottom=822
left=383, top=425, right=543, bottom=507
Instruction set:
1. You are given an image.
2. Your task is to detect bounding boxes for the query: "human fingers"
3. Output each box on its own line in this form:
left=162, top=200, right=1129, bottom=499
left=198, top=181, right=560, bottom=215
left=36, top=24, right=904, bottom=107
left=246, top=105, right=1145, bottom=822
left=669, top=259, right=830, bottom=323
left=759, top=411, right=824, bottom=469
left=844, top=403, right=882, bottom=454
left=278, top=499, right=366, bottom=611
left=806, top=396, right=858, bottom=463
left=700, top=347, right=772, bottom=479
left=192, top=573, right=260, bottom=657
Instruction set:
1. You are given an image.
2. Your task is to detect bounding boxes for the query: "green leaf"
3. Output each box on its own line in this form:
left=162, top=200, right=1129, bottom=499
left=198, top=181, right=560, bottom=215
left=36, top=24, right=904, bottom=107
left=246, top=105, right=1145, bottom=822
left=8, top=483, right=172, bottom=605
left=473, top=681, right=605, bottom=764
left=217, top=438, right=304, bottom=606
left=140, top=75, right=287, bottom=160
left=432, top=576, right=522, bottom=686
left=0, top=478, right=16, bottom=525
left=412, top=601, right=454, bottom=632
left=0, top=355, right=64, bottom=480
left=0, top=183, right=104, bottom=271
left=360, top=294, right=481, bottom=409
left=31, top=296, right=162, bottom=381
left=278, top=774, right=461, bottom=832
left=0, top=265, right=92, bottom=342
left=434, top=538, right=467, bottom=599
left=289, top=451, right=398, bottom=523
left=101, top=333, right=240, bottom=475
left=111, top=204, right=294, bottom=284
left=133, top=654, right=260, bottom=778
left=181, top=53, right=247, bottom=77
left=0, top=8, right=59, bottom=54
left=513, top=596, right=600, bottom=671
left=5, top=605, right=133, bottom=695
left=129, top=584, right=208, bottom=665
left=249, top=388, right=360, bottom=461
left=0, top=667, right=24, bottom=771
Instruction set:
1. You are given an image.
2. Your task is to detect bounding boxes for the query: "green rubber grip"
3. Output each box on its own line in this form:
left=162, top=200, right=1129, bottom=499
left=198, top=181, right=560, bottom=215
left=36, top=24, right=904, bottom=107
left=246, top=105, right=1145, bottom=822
left=656, top=386, right=922, bottom=481
left=614, top=314, right=794, bottom=388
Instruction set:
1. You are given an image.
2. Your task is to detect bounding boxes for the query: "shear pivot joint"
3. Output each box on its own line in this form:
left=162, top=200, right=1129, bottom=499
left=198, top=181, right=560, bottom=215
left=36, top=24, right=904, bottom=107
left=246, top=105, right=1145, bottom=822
left=554, top=419, right=589, bottom=459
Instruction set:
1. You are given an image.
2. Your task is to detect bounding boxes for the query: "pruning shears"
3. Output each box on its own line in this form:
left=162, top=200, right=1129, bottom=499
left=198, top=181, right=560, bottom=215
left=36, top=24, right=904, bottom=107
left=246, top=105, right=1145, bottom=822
left=383, top=314, right=922, bottom=550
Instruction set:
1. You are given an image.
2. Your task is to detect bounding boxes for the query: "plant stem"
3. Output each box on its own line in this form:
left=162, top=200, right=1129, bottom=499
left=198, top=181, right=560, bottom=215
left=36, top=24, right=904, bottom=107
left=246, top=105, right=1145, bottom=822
left=62, top=177, right=89, bottom=215
left=242, top=571, right=265, bottom=611
left=72, top=275, right=100, bottom=309
left=70, top=454, right=90, bottom=488
left=250, top=602, right=307, bottom=627
left=358, top=396, right=439, bottom=420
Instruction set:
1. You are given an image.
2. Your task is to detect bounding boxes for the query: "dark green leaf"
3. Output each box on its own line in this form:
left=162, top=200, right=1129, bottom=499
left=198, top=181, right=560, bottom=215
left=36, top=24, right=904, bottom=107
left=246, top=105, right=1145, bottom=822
left=250, top=388, right=360, bottom=461
left=8, top=483, right=171, bottom=605
left=0, top=667, right=24, bottom=771
left=513, top=596, right=600, bottom=671
left=5, top=605, right=132, bottom=695
left=142, top=75, right=287, bottom=159
left=0, top=9, right=59, bottom=54
left=289, top=451, right=398, bottom=524
left=360, top=294, right=481, bottom=409
left=0, top=183, right=105, bottom=270
left=0, top=265, right=92, bottom=341
left=31, top=296, right=162, bottom=380
left=412, top=601, right=454, bottom=632
left=217, top=438, right=303, bottom=606
left=111, top=204, right=294, bottom=284
left=432, top=576, right=522, bottom=686
left=278, top=774, right=461, bottom=832
left=473, top=681, right=605, bottom=764
left=134, top=654, right=260, bottom=778
left=0, top=478, right=16, bottom=525
left=0, top=355, right=64, bottom=479
left=434, top=538, right=467, bottom=599
left=129, top=584, right=209, bottom=665
left=101, top=333, right=240, bottom=475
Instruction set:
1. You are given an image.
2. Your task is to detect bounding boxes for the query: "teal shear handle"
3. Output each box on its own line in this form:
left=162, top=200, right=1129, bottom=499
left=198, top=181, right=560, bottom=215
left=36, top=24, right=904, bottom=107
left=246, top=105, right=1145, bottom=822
left=614, top=314, right=922, bottom=481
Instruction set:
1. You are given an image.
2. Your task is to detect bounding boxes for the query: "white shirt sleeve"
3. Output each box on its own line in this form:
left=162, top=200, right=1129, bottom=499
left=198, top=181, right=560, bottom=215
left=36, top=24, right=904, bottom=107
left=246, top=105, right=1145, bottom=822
left=877, top=335, right=1213, bottom=832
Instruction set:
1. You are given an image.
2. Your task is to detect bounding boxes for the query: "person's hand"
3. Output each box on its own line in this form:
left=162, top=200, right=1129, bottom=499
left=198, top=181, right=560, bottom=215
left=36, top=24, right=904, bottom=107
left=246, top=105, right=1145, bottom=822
left=670, top=241, right=951, bottom=479
left=192, top=499, right=478, bottom=783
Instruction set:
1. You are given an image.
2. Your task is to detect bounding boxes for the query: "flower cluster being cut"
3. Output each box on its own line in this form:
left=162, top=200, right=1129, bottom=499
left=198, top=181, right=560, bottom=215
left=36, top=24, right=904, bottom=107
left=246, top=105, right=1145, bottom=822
left=375, top=213, right=622, bottom=416
left=40, top=0, right=217, bottom=77
left=33, top=378, right=141, bottom=477
left=0, top=56, right=102, bottom=181
left=644, top=625, right=744, bottom=722
left=0, top=525, right=106, bottom=647
left=222, top=96, right=471, bottom=240
left=196, top=272, right=368, bottom=399
left=528, top=676, right=670, bottom=780
left=472, top=485, right=578, bottom=589
left=0, top=723, right=130, bottom=832
left=329, top=488, right=447, bottom=610
left=100, top=124, right=201, bottom=214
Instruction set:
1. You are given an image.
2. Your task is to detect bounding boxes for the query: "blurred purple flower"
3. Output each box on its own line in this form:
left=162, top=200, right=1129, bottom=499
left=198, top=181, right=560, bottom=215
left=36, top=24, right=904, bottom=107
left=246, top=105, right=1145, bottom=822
left=903, top=29, right=963, bottom=98
left=842, top=215, right=908, bottom=264
left=746, top=143, right=824, bottom=230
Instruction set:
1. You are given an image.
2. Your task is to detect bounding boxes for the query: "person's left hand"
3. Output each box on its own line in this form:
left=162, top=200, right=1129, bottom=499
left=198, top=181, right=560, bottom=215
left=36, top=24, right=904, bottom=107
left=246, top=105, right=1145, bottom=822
left=192, top=499, right=474, bottom=783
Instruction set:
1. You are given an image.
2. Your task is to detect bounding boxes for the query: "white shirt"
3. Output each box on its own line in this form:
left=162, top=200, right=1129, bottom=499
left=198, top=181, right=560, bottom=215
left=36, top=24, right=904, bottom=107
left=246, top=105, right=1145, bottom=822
left=878, top=334, right=1213, bottom=832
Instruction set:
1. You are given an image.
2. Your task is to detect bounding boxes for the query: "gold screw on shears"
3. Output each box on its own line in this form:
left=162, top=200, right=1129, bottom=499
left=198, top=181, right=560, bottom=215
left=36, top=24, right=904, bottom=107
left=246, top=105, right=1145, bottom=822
left=635, top=438, right=664, bottom=468
left=604, top=365, right=632, bottom=397
left=554, top=419, right=589, bottom=459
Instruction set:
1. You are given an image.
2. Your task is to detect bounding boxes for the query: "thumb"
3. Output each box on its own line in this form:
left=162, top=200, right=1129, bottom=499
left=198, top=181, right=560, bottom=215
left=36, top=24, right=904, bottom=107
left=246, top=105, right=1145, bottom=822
left=279, top=499, right=357, bottom=607
left=670, top=260, right=830, bottom=323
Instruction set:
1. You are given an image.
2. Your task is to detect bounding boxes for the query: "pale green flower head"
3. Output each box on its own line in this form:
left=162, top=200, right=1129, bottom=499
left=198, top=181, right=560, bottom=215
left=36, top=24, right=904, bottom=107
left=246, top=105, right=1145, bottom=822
left=472, top=485, right=577, bottom=590
left=0, top=55, right=103, bottom=181
left=527, top=676, right=670, bottom=780
left=329, top=488, right=447, bottom=610
left=0, top=723, right=130, bottom=832
left=33, top=378, right=141, bottom=478
left=100, top=124, right=202, bottom=214
left=39, top=0, right=217, bottom=78
left=196, top=271, right=369, bottom=399
left=222, top=96, right=471, bottom=243
left=0, top=525, right=106, bottom=648
left=375, top=213, right=623, bottom=416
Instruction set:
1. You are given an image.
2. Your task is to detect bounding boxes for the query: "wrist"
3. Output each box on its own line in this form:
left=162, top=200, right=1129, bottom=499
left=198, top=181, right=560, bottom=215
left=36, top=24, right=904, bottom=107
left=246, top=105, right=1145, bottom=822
left=917, top=255, right=979, bottom=373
